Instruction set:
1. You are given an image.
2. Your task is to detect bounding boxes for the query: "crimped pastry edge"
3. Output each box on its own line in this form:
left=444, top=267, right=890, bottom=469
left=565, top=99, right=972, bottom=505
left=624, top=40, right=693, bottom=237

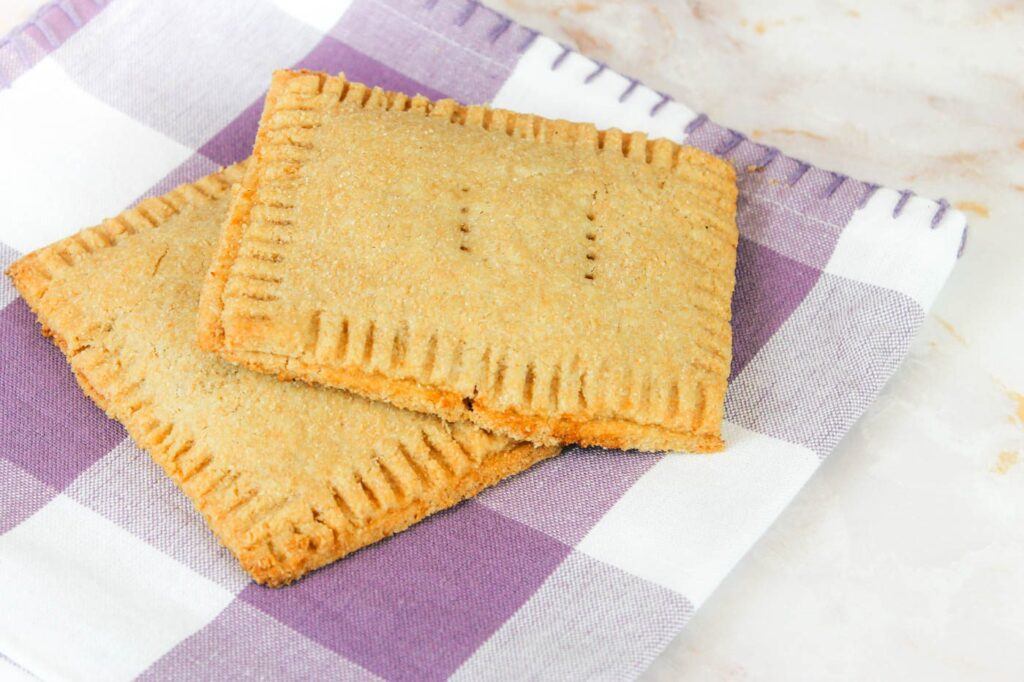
left=6, top=166, right=558, bottom=585
left=198, top=69, right=736, bottom=454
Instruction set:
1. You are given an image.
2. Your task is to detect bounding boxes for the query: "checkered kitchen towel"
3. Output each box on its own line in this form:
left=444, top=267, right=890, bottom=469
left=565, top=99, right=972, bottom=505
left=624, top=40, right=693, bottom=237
left=0, top=1, right=966, bottom=680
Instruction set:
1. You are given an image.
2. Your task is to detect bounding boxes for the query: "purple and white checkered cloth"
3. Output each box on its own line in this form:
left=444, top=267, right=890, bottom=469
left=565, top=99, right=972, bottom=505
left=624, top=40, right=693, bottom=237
left=0, top=1, right=966, bottom=680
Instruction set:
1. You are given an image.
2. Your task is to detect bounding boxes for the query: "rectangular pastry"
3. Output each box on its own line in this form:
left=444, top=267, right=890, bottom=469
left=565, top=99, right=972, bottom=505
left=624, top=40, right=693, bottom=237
left=6, top=164, right=558, bottom=586
left=199, top=71, right=739, bottom=452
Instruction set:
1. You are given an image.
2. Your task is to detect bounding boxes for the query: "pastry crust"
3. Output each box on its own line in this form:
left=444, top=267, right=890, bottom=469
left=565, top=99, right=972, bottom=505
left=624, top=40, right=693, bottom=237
left=6, top=164, right=558, bottom=586
left=199, top=70, right=738, bottom=453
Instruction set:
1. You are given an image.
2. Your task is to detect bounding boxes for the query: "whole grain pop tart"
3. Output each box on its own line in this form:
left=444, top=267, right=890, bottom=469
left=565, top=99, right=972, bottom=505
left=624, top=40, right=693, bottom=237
left=199, top=71, right=739, bottom=453
left=6, top=164, right=558, bottom=586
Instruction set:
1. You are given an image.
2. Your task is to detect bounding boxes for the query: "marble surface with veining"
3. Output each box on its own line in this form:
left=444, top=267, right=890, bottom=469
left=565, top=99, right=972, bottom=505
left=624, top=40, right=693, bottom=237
left=2, top=1, right=1022, bottom=680
left=483, top=1, right=1024, bottom=680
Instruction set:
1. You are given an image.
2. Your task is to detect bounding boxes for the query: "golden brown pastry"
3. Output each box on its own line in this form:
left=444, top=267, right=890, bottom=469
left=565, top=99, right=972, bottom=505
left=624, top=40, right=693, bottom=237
left=7, top=164, right=558, bottom=585
left=199, top=71, right=738, bottom=452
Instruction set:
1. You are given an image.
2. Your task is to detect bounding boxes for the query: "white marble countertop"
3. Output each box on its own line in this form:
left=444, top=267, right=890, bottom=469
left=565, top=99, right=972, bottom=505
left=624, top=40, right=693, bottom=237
left=483, top=1, right=1024, bottom=680
left=3, top=1, right=1022, bottom=680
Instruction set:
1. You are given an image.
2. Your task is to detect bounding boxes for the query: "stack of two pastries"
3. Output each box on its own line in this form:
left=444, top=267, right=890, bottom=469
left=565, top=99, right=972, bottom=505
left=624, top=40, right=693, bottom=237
left=8, top=70, right=738, bottom=585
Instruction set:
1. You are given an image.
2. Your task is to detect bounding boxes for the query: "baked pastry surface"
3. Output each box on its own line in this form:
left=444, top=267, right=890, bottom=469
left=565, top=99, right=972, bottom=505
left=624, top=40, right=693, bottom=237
left=8, top=164, right=558, bottom=585
left=199, top=71, right=739, bottom=452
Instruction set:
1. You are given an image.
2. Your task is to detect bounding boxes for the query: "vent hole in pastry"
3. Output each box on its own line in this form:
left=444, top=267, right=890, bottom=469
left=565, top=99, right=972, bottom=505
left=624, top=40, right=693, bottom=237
left=458, top=211, right=471, bottom=252
left=586, top=253, right=596, bottom=260
left=585, top=232, right=596, bottom=241
left=462, top=397, right=475, bottom=412
left=584, top=273, right=595, bottom=280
